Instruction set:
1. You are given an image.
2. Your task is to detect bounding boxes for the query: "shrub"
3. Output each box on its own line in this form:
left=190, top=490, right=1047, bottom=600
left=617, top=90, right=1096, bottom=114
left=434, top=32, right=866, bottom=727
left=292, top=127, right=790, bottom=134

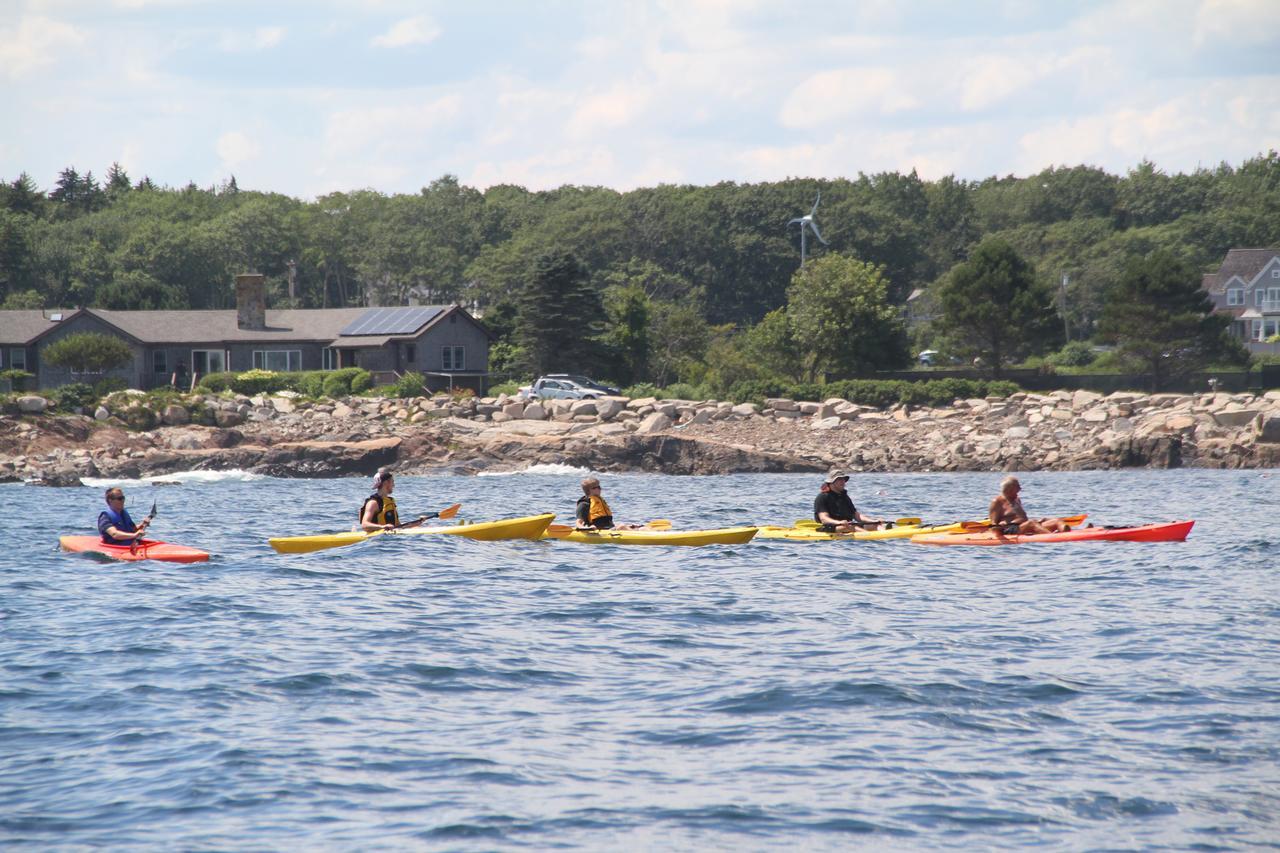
left=383, top=371, right=427, bottom=398
left=658, top=382, right=711, bottom=401
left=121, top=405, right=156, bottom=430
left=322, top=367, right=372, bottom=398
left=722, top=377, right=1022, bottom=409
left=488, top=380, right=521, bottom=397
left=48, top=382, right=98, bottom=412
left=620, top=382, right=659, bottom=399
left=0, top=368, right=33, bottom=392
left=197, top=372, right=237, bottom=393
left=93, top=376, right=128, bottom=397
left=1047, top=341, right=1098, bottom=368
left=231, top=368, right=287, bottom=396
left=285, top=371, right=328, bottom=398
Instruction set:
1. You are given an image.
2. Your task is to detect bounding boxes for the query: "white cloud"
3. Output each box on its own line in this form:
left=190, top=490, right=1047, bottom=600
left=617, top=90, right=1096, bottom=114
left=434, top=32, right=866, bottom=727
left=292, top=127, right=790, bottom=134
left=322, top=94, right=463, bottom=160
left=566, top=83, right=653, bottom=138
left=371, top=15, right=440, bottom=48
left=216, top=25, right=286, bottom=52
left=1193, top=0, right=1280, bottom=46
left=959, top=56, right=1039, bottom=112
left=0, top=15, right=85, bottom=78
left=779, top=67, right=919, bottom=129
left=216, top=131, right=261, bottom=171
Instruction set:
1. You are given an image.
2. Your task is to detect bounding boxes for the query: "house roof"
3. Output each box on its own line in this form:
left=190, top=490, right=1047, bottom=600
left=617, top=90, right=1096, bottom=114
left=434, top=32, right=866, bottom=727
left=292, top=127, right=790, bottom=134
left=1203, top=248, right=1280, bottom=293
left=0, top=311, right=70, bottom=345
left=3, top=303, right=483, bottom=348
left=79, top=308, right=370, bottom=344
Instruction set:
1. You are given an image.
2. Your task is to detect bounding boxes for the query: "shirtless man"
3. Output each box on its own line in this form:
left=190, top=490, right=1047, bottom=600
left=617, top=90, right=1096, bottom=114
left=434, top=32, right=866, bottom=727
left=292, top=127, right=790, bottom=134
left=988, top=476, right=1069, bottom=535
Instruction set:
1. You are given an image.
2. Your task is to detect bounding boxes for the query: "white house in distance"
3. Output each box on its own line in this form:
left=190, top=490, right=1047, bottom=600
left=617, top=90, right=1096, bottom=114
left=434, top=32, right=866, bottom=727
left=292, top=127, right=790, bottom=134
left=1202, top=248, right=1280, bottom=353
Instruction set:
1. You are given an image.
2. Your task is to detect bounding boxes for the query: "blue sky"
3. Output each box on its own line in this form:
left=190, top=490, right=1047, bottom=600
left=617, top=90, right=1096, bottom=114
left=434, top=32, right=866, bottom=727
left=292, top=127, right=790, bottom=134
left=2, top=0, right=1278, bottom=198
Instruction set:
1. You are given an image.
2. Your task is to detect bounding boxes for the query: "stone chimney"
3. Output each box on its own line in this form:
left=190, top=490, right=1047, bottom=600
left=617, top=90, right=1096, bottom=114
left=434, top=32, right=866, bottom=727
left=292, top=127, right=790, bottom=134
left=235, top=273, right=266, bottom=330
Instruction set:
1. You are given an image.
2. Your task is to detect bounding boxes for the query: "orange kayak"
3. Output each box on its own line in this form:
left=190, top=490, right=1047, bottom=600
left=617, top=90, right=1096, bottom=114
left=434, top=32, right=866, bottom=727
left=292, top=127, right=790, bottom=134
left=60, top=535, right=210, bottom=563
left=911, top=520, right=1194, bottom=546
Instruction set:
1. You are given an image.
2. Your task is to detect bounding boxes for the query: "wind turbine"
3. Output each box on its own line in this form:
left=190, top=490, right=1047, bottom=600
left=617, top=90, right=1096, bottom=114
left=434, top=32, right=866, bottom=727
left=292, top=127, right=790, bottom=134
left=788, top=192, right=828, bottom=265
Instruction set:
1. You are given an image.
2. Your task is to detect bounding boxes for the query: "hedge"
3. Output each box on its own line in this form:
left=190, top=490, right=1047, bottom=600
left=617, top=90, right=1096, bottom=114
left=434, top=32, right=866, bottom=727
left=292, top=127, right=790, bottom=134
left=724, top=377, right=1020, bottom=408
left=197, top=368, right=371, bottom=398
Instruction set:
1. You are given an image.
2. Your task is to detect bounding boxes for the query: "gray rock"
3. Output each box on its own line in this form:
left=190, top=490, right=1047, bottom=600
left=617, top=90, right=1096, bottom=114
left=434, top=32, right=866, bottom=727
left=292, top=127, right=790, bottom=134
left=17, top=396, right=47, bottom=414
left=94, top=406, right=110, bottom=421
left=635, top=412, right=673, bottom=435
left=522, top=402, right=548, bottom=420
left=1256, top=412, right=1280, bottom=443
left=161, top=404, right=190, bottom=425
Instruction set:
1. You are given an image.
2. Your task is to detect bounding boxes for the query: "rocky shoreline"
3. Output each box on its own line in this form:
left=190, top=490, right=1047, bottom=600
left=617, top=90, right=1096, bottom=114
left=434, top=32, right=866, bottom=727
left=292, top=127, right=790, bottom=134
left=3, top=387, right=1279, bottom=485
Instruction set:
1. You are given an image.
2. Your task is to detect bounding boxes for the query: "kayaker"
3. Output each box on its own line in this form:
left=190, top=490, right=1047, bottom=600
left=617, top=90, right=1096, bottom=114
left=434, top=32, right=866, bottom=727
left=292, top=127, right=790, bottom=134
left=814, top=470, right=888, bottom=533
left=360, top=470, right=425, bottom=532
left=988, top=476, right=1070, bottom=534
left=575, top=477, right=641, bottom=530
left=98, top=487, right=149, bottom=545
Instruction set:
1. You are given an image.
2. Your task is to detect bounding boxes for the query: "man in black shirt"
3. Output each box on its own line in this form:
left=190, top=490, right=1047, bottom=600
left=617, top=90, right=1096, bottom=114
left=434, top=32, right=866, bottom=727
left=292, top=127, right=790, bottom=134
left=813, top=470, right=887, bottom=533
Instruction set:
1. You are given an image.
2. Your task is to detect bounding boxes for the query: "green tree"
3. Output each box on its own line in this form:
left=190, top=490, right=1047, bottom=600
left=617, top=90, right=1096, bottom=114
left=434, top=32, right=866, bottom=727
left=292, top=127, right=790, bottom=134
left=742, top=307, right=804, bottom=381
left=786, top=254, right=909, bottom=380
left=648, top=298, right=710, bottom=386
left=1097, top=250, right=1247, bottom=389
left=935, top=239, right=1061, bottom=376
left=43, top=331, right=133, bottom=374
left=602, top=283, right=650, bottom=384
left=516, top=250, right=602, bottom=375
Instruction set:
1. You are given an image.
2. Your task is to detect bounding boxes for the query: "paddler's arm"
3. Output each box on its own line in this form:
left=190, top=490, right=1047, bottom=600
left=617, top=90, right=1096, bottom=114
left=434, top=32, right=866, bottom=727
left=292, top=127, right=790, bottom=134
left=360, top=499, right=394, bottom=532
left=105, top=522, right=146, bottom=541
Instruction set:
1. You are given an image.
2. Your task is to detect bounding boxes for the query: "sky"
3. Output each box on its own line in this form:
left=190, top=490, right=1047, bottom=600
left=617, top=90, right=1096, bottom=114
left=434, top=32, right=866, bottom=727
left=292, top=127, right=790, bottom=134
left=2, top=0, right=1279, bottom=199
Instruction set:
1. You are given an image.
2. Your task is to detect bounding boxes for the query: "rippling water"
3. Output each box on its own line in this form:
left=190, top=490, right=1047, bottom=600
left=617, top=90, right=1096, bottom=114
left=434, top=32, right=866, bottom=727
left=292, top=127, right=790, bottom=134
left=2, top=469, right=1278, bottom=849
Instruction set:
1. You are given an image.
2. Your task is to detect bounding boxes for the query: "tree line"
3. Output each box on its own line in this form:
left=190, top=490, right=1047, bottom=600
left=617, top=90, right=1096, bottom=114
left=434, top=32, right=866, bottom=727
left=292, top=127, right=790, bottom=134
left=2, top=153, right=1277, bottom=391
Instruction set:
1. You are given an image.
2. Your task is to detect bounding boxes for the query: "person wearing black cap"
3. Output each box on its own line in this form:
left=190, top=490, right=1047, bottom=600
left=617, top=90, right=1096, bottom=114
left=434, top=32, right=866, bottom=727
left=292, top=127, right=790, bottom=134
left=359, top=470, right=425, bottom=532
left=813, top=470, right=887, bottom=533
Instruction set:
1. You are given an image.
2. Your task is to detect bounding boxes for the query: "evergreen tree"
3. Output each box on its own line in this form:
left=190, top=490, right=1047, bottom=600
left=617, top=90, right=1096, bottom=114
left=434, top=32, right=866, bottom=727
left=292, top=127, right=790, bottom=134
left=2, top=173, right=44, bottom=215
left=106, top=162, right=132, bottom=200
left=516, top=250, right=603, bottom=376
left=934, top=238, right=1061, bottom=376
left=1098, top=250, right=1248, bottom=390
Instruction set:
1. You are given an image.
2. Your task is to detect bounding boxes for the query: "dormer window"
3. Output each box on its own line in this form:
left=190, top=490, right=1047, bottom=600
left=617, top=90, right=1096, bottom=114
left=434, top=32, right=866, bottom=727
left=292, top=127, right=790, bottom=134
left=1272, top=269, right=1280, bottom=278
left=1227, top=288, right=1244, bottom=306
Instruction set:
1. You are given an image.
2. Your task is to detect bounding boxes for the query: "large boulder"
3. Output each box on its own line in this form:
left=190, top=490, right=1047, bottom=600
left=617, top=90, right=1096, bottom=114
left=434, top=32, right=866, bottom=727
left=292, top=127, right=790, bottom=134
left=17, top=396, right=47, bottom=414
left=635, top=412, right=673, bottom=435
left=1256, top=412, right=1280, bottom=443
left=161, top=404, right=190, bottom=425
left=522, top=402, right=548, bottom=420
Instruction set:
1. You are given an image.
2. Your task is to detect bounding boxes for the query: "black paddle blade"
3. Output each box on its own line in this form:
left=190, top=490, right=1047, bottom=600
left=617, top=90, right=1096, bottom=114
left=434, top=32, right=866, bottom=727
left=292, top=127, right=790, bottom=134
left=148, top=500, right=158, bottom=520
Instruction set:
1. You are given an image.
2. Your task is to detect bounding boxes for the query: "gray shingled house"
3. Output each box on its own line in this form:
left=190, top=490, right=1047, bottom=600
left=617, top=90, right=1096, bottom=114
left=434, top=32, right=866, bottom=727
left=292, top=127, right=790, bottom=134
left=1202, top=248, right=1280, bottom=355
left=0, top=274, right=492, bottom=391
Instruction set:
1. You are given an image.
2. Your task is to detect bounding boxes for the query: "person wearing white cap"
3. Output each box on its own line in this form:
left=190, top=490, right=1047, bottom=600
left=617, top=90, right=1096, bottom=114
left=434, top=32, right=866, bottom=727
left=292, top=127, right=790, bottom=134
left=813, top=470, right=887, bottom=533
left=359, top=470, right=425, bottom=532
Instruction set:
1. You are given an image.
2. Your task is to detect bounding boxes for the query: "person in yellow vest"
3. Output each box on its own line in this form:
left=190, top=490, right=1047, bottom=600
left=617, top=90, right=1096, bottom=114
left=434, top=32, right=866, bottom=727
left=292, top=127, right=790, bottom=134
left=360, top=470, right=425, bottom=532
left=575, top=477, right=642, bottom=530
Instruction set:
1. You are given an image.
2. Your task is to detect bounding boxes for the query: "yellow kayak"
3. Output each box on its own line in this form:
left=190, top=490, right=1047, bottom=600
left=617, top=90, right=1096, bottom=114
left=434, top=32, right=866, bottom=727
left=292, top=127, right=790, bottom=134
left=757, top=522, right=966, bottom=541
left=269, top=513, right=556, bottom=554
left=543, top=525, right=758, bottom=546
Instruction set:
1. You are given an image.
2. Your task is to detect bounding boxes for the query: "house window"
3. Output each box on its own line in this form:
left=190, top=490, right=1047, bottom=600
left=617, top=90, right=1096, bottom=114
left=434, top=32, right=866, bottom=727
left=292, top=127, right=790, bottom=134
left=1253, top=320, right=1264, bottom=341
left=1272, top=269, right=1280, bottom=278
left=1227, top=289, right=1244, bottom=306
left=10, top=348, right=26, bottom=371
left=1258, top=290, right=1265, bottom=306
left=192, top=349, right=226, bottom=376
left=1265, top=318, right=1280, bottom=338
left=153, top=350, right=167, bottom=375
left=323, top=348, right=338, bottom=370
left=1268, top=287, right=1280, bottom=306
left=405, top=344, right=416, bottom=363
left=442, top=346, right=464, bottom=371
left=252, top=350, right=302, bottom=372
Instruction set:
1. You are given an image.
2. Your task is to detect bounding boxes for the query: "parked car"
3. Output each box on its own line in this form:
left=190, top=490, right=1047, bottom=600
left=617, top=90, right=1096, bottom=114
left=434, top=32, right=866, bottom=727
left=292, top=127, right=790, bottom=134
left=519, top=375, right=619, bottom=400
left=918, top=349, right=938, bottom=366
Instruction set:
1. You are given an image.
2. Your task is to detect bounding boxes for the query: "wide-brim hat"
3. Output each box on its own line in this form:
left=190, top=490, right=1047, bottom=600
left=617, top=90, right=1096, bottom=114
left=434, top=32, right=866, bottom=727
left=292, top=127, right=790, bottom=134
left=824, top=469, right=850, bottom=484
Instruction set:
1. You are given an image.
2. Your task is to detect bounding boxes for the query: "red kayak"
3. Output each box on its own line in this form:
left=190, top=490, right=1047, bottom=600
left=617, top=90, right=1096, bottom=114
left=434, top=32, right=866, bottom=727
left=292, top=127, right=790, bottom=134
left=60, top=535, right=210, bottom=563
left=911, top=520, right=1194, bottom=546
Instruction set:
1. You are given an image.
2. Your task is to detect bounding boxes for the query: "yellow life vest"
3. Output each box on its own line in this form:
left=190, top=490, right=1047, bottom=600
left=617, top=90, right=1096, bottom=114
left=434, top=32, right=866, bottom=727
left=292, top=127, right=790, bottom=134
left=361, top=493, right=399, bottom=526
left=588, top=494, right=612, bottom=524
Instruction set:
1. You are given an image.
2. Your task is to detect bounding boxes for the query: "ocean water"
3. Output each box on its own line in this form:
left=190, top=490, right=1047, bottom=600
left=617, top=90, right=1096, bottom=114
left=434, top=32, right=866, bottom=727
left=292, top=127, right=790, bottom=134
left=2, top=469, right=1277, bottom=850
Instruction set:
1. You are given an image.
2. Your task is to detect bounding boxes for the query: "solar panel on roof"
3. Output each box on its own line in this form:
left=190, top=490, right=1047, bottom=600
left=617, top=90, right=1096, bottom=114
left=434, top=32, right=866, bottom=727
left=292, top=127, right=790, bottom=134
left=339, top=306, right=442, bottom=336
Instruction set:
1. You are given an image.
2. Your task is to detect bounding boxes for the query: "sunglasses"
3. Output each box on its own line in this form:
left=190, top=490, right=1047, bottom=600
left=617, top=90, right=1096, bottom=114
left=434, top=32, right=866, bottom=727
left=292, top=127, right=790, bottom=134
left=108, top=495, right=125, bottom=501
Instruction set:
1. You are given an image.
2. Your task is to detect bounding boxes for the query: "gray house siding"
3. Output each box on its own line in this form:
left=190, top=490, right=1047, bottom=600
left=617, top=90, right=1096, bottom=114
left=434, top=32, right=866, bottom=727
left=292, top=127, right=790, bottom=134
left=34, top=312, right=144, bottom=390
left=423, top=312, right=489, bottom=374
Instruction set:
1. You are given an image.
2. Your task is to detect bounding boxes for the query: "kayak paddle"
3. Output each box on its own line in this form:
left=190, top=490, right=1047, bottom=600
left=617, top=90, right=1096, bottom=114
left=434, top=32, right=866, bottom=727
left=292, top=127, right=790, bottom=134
left=393, top=503, right=461, bottom=529
left=131, top=499, right=158, bottom=555
left=546, top=519, right=672, bottom=537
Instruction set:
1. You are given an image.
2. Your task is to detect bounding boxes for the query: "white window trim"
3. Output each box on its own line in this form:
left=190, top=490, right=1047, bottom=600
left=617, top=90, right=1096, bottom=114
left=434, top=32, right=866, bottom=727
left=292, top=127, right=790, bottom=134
left=1227, top=288, right=1243, bottom=306
left=323, top=348, right=338, bottom=370
left=252, top=349, right=302, bottom=372
left=1272, top=269, right=1280, bottom=278
left=10, top=349, right=25, bottom=370
left=1252, top=319, right=1264, bottom=341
